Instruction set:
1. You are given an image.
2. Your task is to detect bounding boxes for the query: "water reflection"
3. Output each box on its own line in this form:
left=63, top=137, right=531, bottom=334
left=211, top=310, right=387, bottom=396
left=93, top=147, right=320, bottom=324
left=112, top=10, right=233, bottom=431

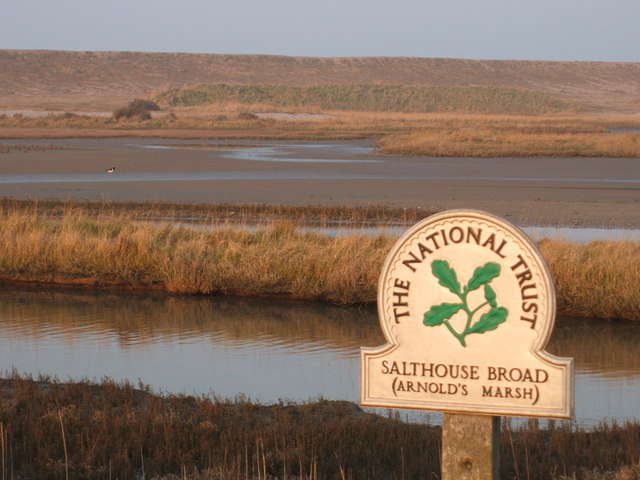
left=224, top=145, right=379, bottom=163
left=0, top=287, right=638, bottom=425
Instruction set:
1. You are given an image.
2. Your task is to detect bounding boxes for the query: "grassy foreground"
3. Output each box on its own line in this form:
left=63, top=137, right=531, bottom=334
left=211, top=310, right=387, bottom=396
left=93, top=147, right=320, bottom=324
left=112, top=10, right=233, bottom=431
left=0, top=375, right=639, bottom=480
left=0, top=202, right=638, bottom=321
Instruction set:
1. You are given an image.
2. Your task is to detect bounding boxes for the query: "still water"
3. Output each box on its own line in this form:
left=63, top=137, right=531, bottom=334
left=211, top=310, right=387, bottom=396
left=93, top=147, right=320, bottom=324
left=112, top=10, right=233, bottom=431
left=0, top=287, right=638, bottom=425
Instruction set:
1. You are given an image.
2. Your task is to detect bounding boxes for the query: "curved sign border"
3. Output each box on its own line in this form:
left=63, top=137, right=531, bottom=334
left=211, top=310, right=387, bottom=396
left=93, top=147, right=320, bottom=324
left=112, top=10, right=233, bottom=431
left=361, top=209, right=574, bottom=418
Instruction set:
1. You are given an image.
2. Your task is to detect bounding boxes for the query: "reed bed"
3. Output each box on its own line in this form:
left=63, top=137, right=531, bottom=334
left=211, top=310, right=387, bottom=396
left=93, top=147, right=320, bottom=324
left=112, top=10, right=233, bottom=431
left=539, top=239, right=640, bottom=321
left=0, top=206, right=638, bottom=321
left=0, top=198, right=434, bottom=227
left=0, top=375, right=639, bottom=480
left=376, top=129, right=640, bottom=157
left=0, top=208, right=391, bottom=304
left=3, top=107, right=640, bottom=159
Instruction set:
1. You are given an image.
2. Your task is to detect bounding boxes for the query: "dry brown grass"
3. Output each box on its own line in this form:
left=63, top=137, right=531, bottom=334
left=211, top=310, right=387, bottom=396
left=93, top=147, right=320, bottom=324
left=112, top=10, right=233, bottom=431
left=539, top=239, right=640, bottom=321
left=0, top=208, right=392, bottom=304
left=373, top=113, right=640, bottom=157
left=0, top=203, right=638, bottom=320
left=3, top=110, right=639, bottom=157
left=376, top=128, right=640, bottom=157
left=0, top=198, right=433, bottom=231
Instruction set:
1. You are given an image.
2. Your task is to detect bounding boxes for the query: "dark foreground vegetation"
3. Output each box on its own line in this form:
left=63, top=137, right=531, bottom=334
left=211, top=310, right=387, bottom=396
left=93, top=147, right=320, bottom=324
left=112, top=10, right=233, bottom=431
left=0, top=375, right=638, bottom=480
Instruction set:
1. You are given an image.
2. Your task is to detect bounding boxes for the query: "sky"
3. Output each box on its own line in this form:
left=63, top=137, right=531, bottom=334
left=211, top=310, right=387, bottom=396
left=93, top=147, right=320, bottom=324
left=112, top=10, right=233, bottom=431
left=3, top=0, right=640, bottom=62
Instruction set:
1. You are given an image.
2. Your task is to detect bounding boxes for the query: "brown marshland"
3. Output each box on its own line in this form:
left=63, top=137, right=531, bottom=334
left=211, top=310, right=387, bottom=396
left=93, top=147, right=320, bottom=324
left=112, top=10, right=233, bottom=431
left=1, top=50, right=640, bottom=480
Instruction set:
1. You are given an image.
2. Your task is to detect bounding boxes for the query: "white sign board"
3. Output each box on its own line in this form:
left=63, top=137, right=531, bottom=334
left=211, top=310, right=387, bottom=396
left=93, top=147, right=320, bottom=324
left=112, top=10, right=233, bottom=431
left=361, top=210, right=573, bottom=418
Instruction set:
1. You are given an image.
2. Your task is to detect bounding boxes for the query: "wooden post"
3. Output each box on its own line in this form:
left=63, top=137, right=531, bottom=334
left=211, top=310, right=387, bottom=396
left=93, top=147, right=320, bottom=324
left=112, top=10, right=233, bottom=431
left=442, top=413, right=500, bottom=480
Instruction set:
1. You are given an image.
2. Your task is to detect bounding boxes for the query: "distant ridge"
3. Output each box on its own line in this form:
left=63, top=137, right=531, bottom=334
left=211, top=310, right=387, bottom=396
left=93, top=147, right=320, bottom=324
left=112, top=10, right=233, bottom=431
left=1, top=50, right=639, bottom=112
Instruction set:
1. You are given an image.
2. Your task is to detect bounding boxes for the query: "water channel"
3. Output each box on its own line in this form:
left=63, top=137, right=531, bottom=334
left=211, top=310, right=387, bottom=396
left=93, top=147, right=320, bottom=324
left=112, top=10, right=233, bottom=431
left=1, top=287, right=638, bottom=426
left=1, top=138, right=639, bottom=227
left=1, top=138, right=638, bottom=426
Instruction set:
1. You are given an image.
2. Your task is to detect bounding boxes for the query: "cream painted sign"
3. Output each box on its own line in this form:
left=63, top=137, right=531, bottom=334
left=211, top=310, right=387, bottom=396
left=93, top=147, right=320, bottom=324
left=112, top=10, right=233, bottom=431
left=361, top=210, right=574, bottom=418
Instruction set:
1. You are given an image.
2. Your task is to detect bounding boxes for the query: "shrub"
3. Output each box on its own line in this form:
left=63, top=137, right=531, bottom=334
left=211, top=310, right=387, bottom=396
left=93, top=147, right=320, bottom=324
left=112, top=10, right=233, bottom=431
left=113, top=99, right=160, bottom=120
left=237, top=111, right=258, bottom=120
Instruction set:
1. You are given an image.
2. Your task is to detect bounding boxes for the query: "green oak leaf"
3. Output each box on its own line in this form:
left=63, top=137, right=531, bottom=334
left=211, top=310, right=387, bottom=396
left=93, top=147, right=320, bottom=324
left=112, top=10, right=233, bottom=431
left=431, top=260, right=461, bottom=296
left=468, top=306, right=508, bottom=334
left=465, top=262, right=501, bottom=293
left=423, top=302, right=464, bottom=326
left=484, top=284, right=497, bottom=307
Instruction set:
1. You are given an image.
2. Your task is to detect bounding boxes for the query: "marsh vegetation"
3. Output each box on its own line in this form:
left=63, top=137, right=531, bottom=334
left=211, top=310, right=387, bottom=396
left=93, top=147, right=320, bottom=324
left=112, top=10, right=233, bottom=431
left=0, top=200, right=637, bottom=321
left=154, top=84, right=571, bottom=114
left=2, top=50, right=639, bottom=480
left=0, top=375, right=639, bottom=480
left=2, top=105, right=639, bottom=158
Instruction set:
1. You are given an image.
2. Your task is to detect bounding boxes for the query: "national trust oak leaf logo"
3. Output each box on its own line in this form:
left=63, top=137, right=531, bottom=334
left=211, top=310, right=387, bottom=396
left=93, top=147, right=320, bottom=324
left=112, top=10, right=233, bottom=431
left=423, top=260, right=508, bottom=347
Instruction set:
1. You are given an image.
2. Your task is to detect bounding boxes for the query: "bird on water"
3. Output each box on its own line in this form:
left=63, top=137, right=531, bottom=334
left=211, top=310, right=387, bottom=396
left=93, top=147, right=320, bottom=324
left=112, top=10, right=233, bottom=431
left=105, top=167, right=116, bottom=173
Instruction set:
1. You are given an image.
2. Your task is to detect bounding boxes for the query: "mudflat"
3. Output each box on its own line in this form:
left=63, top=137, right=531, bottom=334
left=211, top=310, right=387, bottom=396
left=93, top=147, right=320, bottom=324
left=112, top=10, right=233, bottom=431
left=1, top=138, right=638, bottom=227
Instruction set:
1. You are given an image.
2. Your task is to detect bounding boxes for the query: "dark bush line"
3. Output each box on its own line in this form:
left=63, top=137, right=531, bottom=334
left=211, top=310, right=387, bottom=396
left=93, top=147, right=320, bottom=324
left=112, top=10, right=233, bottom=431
left=0, top=376, right=639, bottom=479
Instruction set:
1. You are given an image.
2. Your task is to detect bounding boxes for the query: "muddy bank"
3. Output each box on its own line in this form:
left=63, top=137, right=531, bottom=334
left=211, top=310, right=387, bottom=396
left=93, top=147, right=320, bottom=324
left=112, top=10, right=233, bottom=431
left=1, top=138, right=638, bottom=228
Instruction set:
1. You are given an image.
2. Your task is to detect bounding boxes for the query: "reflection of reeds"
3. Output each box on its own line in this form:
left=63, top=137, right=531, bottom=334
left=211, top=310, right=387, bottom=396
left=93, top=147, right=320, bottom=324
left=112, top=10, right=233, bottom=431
left=548, top=317, right=640, bottom=375
left=0, top=207, right=638, bottom=320
left=1, top=375, right=639, bottom=479
left=0, top=287, right=385, bottom=350
left=3, top=287, right=640, bottom=375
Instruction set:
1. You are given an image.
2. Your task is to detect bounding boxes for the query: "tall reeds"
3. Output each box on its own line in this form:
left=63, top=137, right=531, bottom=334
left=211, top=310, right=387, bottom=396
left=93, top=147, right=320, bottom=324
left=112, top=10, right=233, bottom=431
left=0, top=204, right=638, bottom=320
left=539, top=239, right=640, bottom=321
left=2, top=108, right=640, bottom=158
left=376, top=128, right=640, bottom=157
left=0, top=208, right=390, bottom=303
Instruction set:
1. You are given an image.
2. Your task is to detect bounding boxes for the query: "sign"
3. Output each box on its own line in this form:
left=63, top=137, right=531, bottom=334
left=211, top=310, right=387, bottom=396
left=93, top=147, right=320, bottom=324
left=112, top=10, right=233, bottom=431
left=361, top=210, right=573, bottom=418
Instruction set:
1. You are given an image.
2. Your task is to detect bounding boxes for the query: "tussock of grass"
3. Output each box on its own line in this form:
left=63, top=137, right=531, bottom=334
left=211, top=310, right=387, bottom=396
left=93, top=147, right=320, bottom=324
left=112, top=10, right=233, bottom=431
left=0, top=203, right=638, bottom=321
left=1, top=375, right=639, bottom=479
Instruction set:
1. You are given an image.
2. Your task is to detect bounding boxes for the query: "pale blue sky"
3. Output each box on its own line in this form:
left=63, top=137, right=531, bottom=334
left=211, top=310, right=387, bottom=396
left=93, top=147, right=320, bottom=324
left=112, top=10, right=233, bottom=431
left=3, top=0, right=639, bottom=61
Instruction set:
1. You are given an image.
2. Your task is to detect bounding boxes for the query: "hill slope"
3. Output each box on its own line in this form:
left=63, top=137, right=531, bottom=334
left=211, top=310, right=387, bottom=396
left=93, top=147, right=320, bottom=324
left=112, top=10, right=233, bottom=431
left=1, top=50, right=639, bottom=112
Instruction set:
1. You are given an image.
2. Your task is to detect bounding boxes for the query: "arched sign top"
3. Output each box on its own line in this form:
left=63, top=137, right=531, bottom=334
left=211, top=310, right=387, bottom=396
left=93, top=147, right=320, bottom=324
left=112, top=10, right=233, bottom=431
left=362, top=210, right=573, bottom=418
